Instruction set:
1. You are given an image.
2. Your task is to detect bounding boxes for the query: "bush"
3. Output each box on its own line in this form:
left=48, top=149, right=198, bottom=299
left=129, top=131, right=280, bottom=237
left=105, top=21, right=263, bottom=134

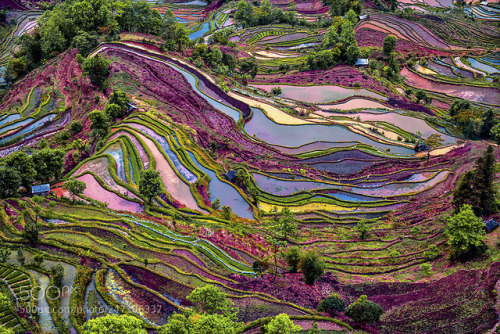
left=317, top=294, right=345, bottom=316
left=298, top=250, right=324, bottom=285
left=270, top=86, right=282, bottom=95
left=345, top=295, right=383, bottom=324
left=284, top=247, right=300, bottom=273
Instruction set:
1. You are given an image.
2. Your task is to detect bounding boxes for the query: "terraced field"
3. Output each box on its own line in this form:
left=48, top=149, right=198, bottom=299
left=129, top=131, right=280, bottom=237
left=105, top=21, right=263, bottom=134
left=0, top=0, right=499, bottom=332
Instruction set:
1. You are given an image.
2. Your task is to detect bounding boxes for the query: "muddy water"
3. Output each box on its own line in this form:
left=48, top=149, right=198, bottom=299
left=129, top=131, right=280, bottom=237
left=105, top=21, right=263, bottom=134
left=245, top=108, right=414, bottom=155
left=252, top=84, right=385, bottom=103
left=401, top=67, right=500, bottom=105
left=77, top=174, right=143, bottom=213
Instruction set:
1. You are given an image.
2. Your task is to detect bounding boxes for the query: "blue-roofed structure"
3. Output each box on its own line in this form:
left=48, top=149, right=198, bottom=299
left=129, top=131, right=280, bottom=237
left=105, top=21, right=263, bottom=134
left=355, top=59, right=369, bottom=66
left=484, top=218, right=499, bottom=232
left=32, top=184, right=50, bottom=196
left=226, top=170, right=237, bottom=182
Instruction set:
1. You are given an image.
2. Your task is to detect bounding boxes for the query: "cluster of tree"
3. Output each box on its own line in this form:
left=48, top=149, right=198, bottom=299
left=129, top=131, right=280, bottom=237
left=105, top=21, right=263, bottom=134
left=82, top=285, right=307, bottom=333
left=404, top=87, right=432, bottom=105
left=207, top=27, right=236, bottom=46
left=367, top=35, right=403, bottom=83
left=0, top=149, right=65, bottom=198
left=234, top=0, right=298, bottom=28
left=254, top=244, right=325, bottom=285
left=7, top=0, right=189, bottom=81
left=231, top=169, right=260, bottom=203
left=159, top=9, right=190, bottom=52
left=453, top=145, right=497, bottom=216
left=89, top=89, right=131, bottom=141
left=448, top=100, right=499, bottom=141
left=323, top=0, right=363, bottom=16
left=309, top=10, right=360, bottom=69
left=317, top=294, right=384, bottom=324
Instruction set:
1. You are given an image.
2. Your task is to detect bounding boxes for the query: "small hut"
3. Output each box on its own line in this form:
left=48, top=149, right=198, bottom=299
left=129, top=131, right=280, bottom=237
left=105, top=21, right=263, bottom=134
left=32, top=184, right=50, bottom=196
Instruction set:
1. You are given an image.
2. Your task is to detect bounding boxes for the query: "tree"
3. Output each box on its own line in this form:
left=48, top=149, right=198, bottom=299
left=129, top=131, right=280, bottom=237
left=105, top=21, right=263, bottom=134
left=83, top=314, right=147, bottom=334
left=284, top=246, right=301, bottom=272
left=480, top=108, right=497, bottom=139
left=187, top=285, right=238, bottom=320
left=211, top=198, right=221, bottom=210
left=82, top=54, right=112, bottom=89
left=139, top=169, right=162, bottom=204
left=423, top=134, right=443, bottom=161
left=253, top=260, right=269, bottom=277
left=31, top=148, right=65, bottom=183
left=63, top=178, right=87, bottom=201
left=474, top=145, right=497, bottom=215
left=490, top=123, right=500, bottom=145
left=234, top=0, right=254, bottom=27
left=298, top=250, right=325, bottom=285
left=265, top=314, right=302, bottom=334
left=24, top=217, right=39, bottom=245
left=5, top=151, right=35, bottom=193
left=345, top=295, right=384, bottom=324
left=0, top=248, right=11, bottom=263
left=415, top=90, right=427, bottom=104
left=40, top=21, right=67, bottom=58
left=193, top=314, right=237, bottom=334
left=89, top=109, right=110, bottom=139
left=445, top=204, right=485, bottom=259
left=405, top=88, right=413, bottom=98
left=159, top=314, right=191, bottom=334
left=452, top=171, right=478, bottom=213
left=0, top=168, right=21, bottom=199
left=104, top=103, right=122, bottom=121
left=108, top=89, right=131, bottom=117
left=272, top=208, right=297, bottom=240
left=356, top=220, right=369, bottom=240
left=17, top=248, right=25, bottom=266
left=317, top=294, right=345, bottom=316
left=72, top=31, right=99, bottom=57
left=52, top=262, right=65, bottom=288
left=221, top=206, right=232, bottom=220
left=383, top=35, right=397, bottom=58
left=69, top=120, right=83, bottom=135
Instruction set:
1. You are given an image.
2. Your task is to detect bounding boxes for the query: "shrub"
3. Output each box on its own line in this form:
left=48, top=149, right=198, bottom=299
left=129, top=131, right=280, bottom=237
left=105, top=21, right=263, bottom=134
left=317, top=294, right=345, bottom=316
left=345, top=295, right=383, bottom=324
left=270, top=86, right=282, bottom=96
left=284, top=246, right=301, bottom=273
left=298, top=250, right=325, bottom=285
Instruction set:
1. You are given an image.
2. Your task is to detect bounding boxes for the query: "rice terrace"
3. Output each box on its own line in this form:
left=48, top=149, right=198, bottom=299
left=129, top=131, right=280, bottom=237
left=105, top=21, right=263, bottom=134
left=0, top=0, right=498, bottom=332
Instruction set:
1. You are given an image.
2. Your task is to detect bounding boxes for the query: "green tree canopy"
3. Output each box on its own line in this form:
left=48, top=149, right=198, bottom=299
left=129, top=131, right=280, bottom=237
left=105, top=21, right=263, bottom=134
left=265, top=314, right=302, bottom=334
left=345, top=295, right=383, bottom=324
left=187, top=285, right=238, bottom=320
left=82, top=54, right=112, bottom=89
left=89, top=109, right=110, bottom=139
left=83, top=314, right=147, bottom=333
left=272, top=207, right=297, bottom=240
left=383, top=35, right=397, bottom=57
left=139, top=169, right=162, bottom=204
left=5, top=151, right=35, bottom=192
left=63, top=178, right=87, bottom=200
left=31, top=148, right=65, bottom=183
left=0, top=168, right=22, bottom=199
left=298, top=250, right=325, bottom=285
left=72, top=31, right=99, bottom=57
left=445, top=204, right=486, bottom=259
left=284, top=246, right=301, bottom=272
left=317, top=294, right=345, bottom=316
